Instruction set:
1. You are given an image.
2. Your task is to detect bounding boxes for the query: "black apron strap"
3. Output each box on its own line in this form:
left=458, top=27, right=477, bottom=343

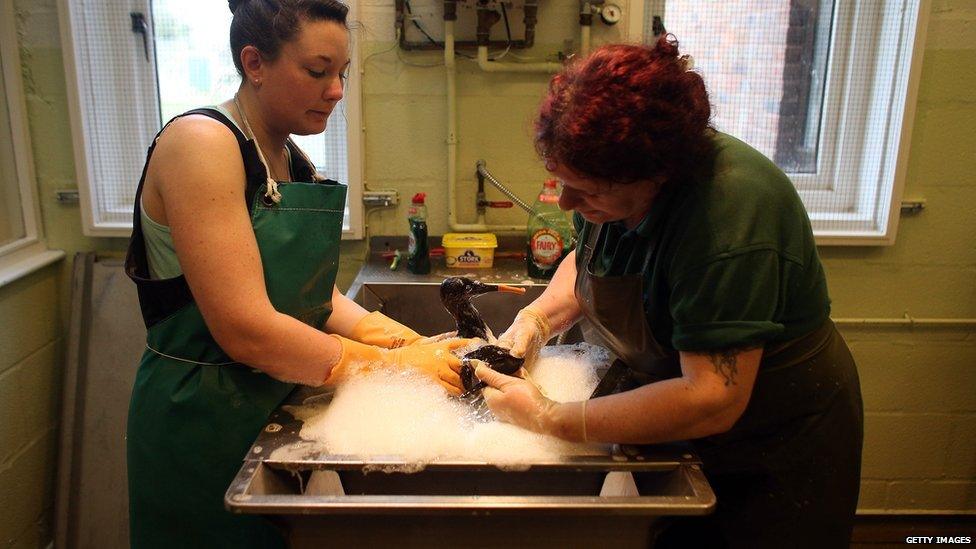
left=656, top=322, right=863, bottom=549
left=185, top=107, right=270, bottom=207
left=124, top=108, right=274, bottom=328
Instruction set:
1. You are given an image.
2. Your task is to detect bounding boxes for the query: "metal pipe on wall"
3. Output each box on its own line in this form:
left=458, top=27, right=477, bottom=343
left=580, top=1, right=593, bottom=55
left=449, top=3, right=593, bottom=231
left=445, top=2, right=530, bottom=233
left=398, top=0, right=534, bottom=51
left=832, top=314, right=976, bottom=328
left=445, top=23, right=525, bottom=232
left=476, top=46, right=563, bottom=73
left=474, top=2, right=592, bottom=73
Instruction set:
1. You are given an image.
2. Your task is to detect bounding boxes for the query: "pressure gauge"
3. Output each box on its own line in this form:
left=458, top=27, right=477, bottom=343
left=600, top=4, right=622, bottom=25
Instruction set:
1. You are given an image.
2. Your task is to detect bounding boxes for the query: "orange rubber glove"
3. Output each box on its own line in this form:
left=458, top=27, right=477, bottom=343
left=326, top=335, right=477, bottom=396
left=349, top=311, right=424, bottom=349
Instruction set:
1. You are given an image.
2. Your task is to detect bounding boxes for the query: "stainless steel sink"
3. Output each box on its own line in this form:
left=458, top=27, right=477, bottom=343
left=226, top=386, right=715, bottom=548
left=227, top=459, right=714, bottom=548
left=348, top=281, right=584, bottom=343
left=224, top=267, right=715, bottom=546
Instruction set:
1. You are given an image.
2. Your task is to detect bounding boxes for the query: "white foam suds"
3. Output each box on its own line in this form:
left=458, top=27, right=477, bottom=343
left=532, top=343, right=607, bottom=402
left=284, top=343, right=609, bottom=466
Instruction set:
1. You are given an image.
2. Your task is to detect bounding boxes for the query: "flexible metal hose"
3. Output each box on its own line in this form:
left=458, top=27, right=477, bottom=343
left=476, top=160, right=536, bottom=215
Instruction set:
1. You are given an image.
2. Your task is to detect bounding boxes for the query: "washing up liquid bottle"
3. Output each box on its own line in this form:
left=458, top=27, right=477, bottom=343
left=527, top=179, right=572, bottom=279
left=407, top=192, right=431, bottom=274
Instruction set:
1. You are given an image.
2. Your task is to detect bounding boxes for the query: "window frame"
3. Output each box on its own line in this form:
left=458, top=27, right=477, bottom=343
left=632, top=0, right=930, bottom=246
left=57, top=0, right=365, bottom=239
left=0, top=1, right=64, bottom=287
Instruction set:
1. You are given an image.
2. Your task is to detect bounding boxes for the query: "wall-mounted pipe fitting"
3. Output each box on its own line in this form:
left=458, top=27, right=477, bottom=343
left=395, top=0, right=406, bottom=33
left=476, top=7, right=502, bottom=47
left=477, top=46, right=563, bottom=72
left=579, top=1, right=594, bottom=26
left=578, top=1, right=594, bottom=55
left=523, top=0, right=539, bottom=48
left=398, top=0, right=527, bottom=51
left=443, top=0, right=457, bottom=21
left=444, top=2, right=589, bottom=230
left=477, top=160, right=536, bottom=216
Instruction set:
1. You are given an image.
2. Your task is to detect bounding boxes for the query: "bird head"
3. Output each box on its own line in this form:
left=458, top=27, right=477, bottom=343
left=440, top=277, right=525, bottom=301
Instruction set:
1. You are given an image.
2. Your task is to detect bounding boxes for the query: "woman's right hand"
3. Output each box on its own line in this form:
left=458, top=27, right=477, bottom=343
left=496, top=306, right=552, bottom=367
left=496, top=249, right=581, bottom=367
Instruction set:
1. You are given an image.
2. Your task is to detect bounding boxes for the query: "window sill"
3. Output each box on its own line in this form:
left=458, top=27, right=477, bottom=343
left=0, top=243, right=66, bottom=288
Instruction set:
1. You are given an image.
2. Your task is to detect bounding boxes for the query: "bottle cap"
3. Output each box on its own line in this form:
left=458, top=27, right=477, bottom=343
left=412, top=192, right=426, bottom=204
left=544, top=179, right=558, bottom=189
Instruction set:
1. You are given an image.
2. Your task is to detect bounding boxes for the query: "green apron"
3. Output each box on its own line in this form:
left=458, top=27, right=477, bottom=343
left=576, top=223, right=864, bottom=549
left=124, top=108, right=346, bottom=548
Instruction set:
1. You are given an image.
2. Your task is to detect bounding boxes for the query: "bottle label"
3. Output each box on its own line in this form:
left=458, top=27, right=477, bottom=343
left=538, top=194, right=559, bottom=204
left=530, top=228, right=564, bottom=266
left=408, top=231, right=417, bottom=255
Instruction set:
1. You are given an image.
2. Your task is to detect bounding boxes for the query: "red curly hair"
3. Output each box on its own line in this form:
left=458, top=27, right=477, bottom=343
left=535, top=35, right=713, bottom=185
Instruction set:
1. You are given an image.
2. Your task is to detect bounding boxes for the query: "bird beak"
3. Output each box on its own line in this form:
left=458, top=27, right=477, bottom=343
left=494, top=284, right=526, bottom=295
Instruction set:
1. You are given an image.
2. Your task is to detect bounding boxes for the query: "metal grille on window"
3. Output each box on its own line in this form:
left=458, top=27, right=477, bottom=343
left=644, top=0, right=923, bottom=238
left=64, top=0, right=354, bottom=234
left=654, top=1, right=832, bottom=174
left=74, top=1, right=160, bottom=227
left=153, top=0, right=349, bottom=207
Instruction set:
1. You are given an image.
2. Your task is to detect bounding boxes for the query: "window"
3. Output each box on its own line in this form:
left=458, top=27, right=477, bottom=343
left=58, top=0, right=363, bottom=238
left=638, top=0, right=928, bottom=244
left=0, top=2, right=64, bottom=286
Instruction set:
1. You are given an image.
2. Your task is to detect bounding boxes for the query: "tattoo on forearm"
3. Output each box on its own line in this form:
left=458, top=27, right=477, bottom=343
left=709, top=350, right=739, bottom=386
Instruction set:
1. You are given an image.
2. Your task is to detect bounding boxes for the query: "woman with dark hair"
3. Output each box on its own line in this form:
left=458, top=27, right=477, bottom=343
left=124, top=1, right=472, bottom=546
left=476, top=36, right=864, bottom=548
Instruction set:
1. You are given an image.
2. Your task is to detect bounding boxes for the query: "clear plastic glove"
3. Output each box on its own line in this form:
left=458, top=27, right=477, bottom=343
left=348, top=311, right=425, bottom=349
left=328, top=335, right=477, bottom=396
left=476, top=364, right=556, bottom=434
left=416, top=330, right=458, bottom=344
left=495, top=306, right=551, bottom=367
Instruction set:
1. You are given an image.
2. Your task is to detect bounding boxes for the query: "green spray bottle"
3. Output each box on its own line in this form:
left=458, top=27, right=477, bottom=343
left=407, top=192, right=431, bottom=274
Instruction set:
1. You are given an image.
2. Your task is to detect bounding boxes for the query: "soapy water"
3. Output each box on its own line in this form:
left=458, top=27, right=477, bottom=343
left=280, top=343, right=610, bottom=467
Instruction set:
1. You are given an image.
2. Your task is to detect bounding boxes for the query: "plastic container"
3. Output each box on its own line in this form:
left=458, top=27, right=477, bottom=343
left=527, top=179, right=573, bottom=279
left=407, top=193, right=430, bottom=274
left=442, top=233, right=498, bottom=269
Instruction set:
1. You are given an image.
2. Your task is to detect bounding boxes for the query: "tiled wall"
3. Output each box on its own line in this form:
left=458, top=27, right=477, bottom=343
left=820, top=0, right=976, bottom=511
left=0, top=264, right=62, bottom=547
left=848, top=326, right=976, bottom=511
left=356, top=0, right=976, bottom=513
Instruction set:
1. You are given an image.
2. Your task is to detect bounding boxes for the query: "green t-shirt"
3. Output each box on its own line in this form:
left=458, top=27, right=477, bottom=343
left=574, top=132, right=830, bottom=352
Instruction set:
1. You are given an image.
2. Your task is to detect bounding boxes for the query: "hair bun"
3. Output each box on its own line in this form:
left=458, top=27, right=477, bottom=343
left=228, top=0, right=244, bottom=14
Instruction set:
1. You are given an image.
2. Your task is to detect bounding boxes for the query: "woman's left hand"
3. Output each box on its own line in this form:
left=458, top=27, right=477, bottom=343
left=475, top=365, right=555, bottom=434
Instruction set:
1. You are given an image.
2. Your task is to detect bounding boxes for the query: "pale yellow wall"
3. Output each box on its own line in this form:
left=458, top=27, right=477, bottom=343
left=820, top=0, right=976, bottom=512
left=0, top=264, right=61, bottom=547
left=0, top=1, right=973, bottom=545
left=355, top=0, right=976, bottom=512
left=355, top=2, right=622, bottom=238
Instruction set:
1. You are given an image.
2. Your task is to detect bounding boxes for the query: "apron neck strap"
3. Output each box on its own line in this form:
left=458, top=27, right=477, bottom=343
left=234, top=93, right=282, bottom=204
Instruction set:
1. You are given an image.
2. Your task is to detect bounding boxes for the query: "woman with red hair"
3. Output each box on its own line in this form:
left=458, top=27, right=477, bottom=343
left=476, top=36, right=863, bottom=548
